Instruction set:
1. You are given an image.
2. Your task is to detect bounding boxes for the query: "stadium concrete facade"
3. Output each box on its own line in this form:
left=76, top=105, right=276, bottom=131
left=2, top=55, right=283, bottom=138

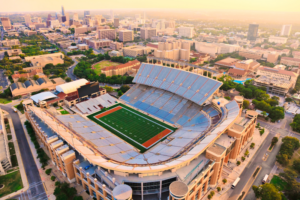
left=24, top=63, right=258, bottom=200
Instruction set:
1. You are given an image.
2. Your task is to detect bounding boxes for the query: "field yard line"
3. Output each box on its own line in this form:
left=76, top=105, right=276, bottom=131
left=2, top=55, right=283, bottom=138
left=121, top=106, right=172, bottom=131
left=96, top=117, right=147, bottom=148
left=93, top=105, right=174, bottom=149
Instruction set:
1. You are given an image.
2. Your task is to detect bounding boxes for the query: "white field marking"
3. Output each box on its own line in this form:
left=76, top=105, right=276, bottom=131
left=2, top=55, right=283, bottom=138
left=93, top=105, right=174, bottom=149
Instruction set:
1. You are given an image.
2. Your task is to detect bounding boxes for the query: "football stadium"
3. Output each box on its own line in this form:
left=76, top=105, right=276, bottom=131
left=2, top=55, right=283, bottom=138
left=24, top=63, right=258, bottom=200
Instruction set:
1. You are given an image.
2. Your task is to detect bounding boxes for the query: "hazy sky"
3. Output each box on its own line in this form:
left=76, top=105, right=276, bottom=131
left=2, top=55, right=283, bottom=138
left=1, top=0, right=300, bottom=12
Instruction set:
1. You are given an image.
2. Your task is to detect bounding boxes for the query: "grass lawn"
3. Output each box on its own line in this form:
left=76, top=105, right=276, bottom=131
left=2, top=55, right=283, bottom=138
left=270, top=175, right=288, bottom=191
left=14, top=105, right=24, bottom=114
left=93, top=60, right=120, bottom=75
left=0, top=170, right=23, bottom=197
left=88, top=103, right=177, bottom=153
left=8, top=142, right=15, bottom=155
left=56, top=106, right=63, bottom=110
left=60, top=110, right=70, bottom=115
left=0, top=98, right=12, bottom=104
left=10, top=155, right=18, bottom=167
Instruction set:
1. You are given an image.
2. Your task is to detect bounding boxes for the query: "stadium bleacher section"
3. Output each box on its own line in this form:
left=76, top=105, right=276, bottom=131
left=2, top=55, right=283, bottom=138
left=133, top=64, right=222, bottom=105
left=75, top=93, right=118, bottom=114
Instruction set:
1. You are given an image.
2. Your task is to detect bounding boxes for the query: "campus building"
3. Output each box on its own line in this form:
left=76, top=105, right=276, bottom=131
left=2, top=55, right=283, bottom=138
left=98, top=29, right=116, bottom=40
left=0, top=17, right=12, bottom=30
left=178, top=27, right=194, bottom=38
left=154, top=40, right=191, bottom=61
left=0, top=107, right=12, bottom=174
left=100, top=60, right=140, bottom=77
left=0, top=39, right=20, bottom=47
left=10, top=77, right=65, bottom=97
left=238, top=50, right=263, bottom=60
left=119, top=30, right=134, bottom=42
left=254, top=66, right=298, bottom=96
left=123, top=46, right=151, bottom=57
left=140, top=28, right=157, bottom=40
left=24, top=63, right=258, bottom=200
left=25, top=53, right=65, bottom=68
left=268, top=36, right=288, bottom=44
left=110, top=42, right=123, bottom=50
left=280, top=57, right=300, bottom=66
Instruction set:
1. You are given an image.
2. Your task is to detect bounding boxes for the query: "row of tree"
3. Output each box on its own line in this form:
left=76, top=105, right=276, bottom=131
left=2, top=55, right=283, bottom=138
left=252, top=136, right=300, bottom=200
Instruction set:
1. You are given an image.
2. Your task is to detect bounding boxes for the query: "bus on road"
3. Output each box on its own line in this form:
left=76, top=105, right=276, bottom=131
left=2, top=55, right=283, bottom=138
left=231, top=177, right=241, bottom=189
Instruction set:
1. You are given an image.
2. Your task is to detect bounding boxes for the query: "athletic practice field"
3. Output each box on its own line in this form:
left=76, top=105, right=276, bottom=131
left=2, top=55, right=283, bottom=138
left=87, top=103, right=177, bottom=152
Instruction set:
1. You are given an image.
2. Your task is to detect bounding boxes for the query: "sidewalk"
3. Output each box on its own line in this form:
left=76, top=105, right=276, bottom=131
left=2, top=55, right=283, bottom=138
left=0, top=112, right=29, bottom=200
left=202, top=128, right=270, bottom=200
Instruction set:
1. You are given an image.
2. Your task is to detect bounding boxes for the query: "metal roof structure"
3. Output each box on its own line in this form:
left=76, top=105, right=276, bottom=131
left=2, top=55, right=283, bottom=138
left=56, top=79, right=88, bottom=94
left=31, top=91, right=57, bottom=103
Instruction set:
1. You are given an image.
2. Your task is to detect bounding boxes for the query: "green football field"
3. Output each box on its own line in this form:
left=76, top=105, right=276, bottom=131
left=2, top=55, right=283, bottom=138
left=87, top=103, right=177, bottom=152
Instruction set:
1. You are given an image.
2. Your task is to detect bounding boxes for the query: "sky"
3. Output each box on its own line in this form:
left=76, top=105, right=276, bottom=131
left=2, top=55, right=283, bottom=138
left=1, top=0, right=300, bottom=13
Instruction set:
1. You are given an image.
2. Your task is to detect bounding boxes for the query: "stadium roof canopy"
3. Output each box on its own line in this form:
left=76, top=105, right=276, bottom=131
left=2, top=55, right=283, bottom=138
left=31, top=91, right=57, bottom=103
left=56, top=79, right=88, bottom=94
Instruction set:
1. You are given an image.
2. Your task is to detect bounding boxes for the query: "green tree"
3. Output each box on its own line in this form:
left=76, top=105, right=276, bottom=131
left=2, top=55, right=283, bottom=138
left=65, top=77, right=72, bottom=82
left=118, top=90, right=123, bottom=96
left=260, top=183, right=282, bottom=200
left=120, top=85, right=130, bottom=93
left=222, top=179, right=227, bottom=184
left=104, top=85, right=113, bottom=92
left=243, top=100, right=250, bottom=109
left=252, top=185, right=260, bottom=198
left=271, top=137, right=278, bottom=147
left=33, top=75, right=39, bottom=80
left=285, top=97, right=293, bottom=102
left=18, top=77, right=27, bottom=83
left=293, top=159, right=300, bottom=173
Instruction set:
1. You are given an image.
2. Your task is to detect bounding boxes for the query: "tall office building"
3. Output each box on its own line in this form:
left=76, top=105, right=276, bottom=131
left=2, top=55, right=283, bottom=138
left=280, top=25, right=292, bottom=36
left=0, top=17, right=12, bottom=30
left=140, top=28, right=157, bottom=40
left=73, top=13, right=79, bottom=21
left=64, top=13, right=69, bottom=25
left=61, top=6, right=65, bottom=16
left=119, top=30, right=133, bottom=42
left=247, top=24, right=259, bottom=41
left=114, top=18, right=119, bottom=27
left=62, top=16, right=67, bottom=23
left=178, top=27, right=194, bottom=38
left=84, top=11, right=90, bottom=17
left=24, top=14, right=31, bottom=26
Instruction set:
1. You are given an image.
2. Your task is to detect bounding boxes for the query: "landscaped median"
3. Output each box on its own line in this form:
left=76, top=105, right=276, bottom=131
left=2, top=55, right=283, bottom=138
left=237, top=166, right=261, bottom=200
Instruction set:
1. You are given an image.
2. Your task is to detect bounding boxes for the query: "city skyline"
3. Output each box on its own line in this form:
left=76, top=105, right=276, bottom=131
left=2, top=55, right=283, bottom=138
left=0, top=0, right=300, bottom=12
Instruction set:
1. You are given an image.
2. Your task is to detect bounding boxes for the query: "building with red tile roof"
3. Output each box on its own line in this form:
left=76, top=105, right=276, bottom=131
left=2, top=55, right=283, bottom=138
left=101, top=60, right=141, bottom=76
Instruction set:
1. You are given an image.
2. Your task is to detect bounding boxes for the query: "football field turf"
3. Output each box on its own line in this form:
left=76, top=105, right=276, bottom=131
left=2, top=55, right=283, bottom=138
left=87, top=103, right=177, bottom=152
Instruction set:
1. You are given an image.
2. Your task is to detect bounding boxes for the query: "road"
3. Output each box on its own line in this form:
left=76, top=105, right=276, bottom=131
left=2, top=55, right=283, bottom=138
left=229, top=116, right=300, bottom=200
left=66, top=60, right=78, bottom=81
left=0, top=105, right=47, bottom=200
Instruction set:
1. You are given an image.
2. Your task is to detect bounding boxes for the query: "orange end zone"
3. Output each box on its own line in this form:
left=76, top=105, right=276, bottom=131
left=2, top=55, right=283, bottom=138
left=95, top=106, right=122, bottom=119
left=142, top=129, right=172, bottom=148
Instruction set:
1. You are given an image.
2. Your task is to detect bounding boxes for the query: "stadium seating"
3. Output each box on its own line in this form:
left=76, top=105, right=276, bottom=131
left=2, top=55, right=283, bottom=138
left=75, top=94, right=117, bottom=114
left=133, top=64, right=222, bottom=106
